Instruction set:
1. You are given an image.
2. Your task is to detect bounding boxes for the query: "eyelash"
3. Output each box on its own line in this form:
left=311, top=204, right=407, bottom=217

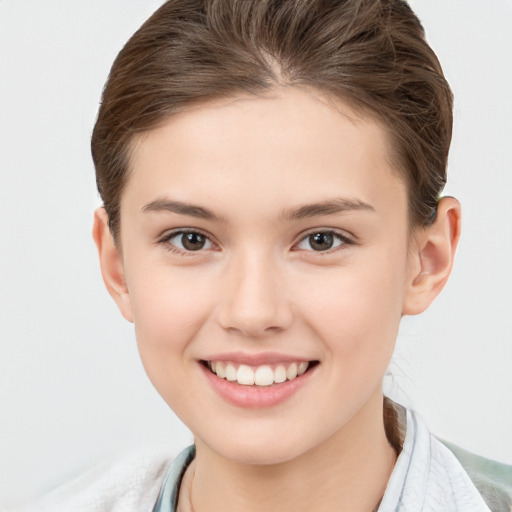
left=294, top=230, right=353, bottom=255
left=158, top=229, right=215, bottom=256
left=157, top=229, right=354, bottom=256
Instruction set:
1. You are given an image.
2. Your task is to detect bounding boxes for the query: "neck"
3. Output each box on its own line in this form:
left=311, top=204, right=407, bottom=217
left=187, top=391, right=397, bottom=512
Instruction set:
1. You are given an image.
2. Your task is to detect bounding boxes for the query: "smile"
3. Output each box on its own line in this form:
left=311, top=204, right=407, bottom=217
left=199, top=355, right=319, bottom=408
left=206, top=361, right=310, bottom=386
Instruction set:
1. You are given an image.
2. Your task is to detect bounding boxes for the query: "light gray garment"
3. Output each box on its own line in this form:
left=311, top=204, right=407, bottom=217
left=377, top=408, right=493, bottom=511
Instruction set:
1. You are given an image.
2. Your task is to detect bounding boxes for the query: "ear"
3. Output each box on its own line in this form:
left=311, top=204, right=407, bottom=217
left=402, top=197, right=461, bottom=316
left=92, top=207, right=133, bottom=322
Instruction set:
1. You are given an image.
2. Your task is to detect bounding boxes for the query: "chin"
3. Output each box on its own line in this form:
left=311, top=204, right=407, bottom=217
left=221, top=443, right=303, bottom=466
left=198, top=426, right=318, bottom=466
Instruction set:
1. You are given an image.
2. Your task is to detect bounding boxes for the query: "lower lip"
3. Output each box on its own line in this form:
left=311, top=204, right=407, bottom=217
left=200, top=362, right=316, bottom=409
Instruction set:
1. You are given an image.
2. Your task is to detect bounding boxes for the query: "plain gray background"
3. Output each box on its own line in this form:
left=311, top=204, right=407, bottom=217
left=1, top=0, right=511, bottom=507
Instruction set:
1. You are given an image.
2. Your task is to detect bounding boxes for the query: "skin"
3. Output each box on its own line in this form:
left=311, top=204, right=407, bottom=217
left=94, top=87, right=461, bottom=512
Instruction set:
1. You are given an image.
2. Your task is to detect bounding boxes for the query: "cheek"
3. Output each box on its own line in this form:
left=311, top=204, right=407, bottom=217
left=297, top=257, right=406, bottom=358
left=126, top=267, right=215, bottom=384
left=132, top=281, right=208, bottom=343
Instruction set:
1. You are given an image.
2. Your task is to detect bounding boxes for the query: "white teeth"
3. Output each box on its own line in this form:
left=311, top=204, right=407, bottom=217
left=208, top=360, right=311, bottom=386
left=237, top=365, right=255, bottom=385
left=216, top=362, right=226, bottom=379
left=274, top=365, right=287, bottom=383
left=297, top=361, right=308, bottom=376
left=225, top=363, right=237, bottom=382
left=254, top=365, right=274, bottom=386
left=286, top=363, right=298, bottom=380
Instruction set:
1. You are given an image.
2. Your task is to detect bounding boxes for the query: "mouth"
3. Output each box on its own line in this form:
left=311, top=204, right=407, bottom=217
left=200, top=360, right=319, bottom=387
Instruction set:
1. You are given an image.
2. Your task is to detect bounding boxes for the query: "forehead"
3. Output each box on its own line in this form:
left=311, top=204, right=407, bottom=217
left=124, top=87, right=407, bottom=222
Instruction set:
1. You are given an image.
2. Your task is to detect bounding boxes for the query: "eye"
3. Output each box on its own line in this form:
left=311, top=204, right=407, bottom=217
left=163, top=230, right=214, bottom=252
left=295, top=231, right=349, bottom=252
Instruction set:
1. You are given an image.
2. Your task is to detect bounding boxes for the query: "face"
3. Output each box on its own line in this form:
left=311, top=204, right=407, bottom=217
left=114, top=87, right=415, bottom=465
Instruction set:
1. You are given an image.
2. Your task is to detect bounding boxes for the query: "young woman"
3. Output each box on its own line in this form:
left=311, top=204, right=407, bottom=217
left=6, top=1, right=511, bottom=511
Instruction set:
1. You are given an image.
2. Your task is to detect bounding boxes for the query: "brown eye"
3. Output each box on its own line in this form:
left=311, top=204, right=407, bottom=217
left=308, top=232, right=334, bottom=251
left=181, top=232, right=206, bottom=251
left=165, top=231, right=213, bottom=252
left=295, top=231, right=349, bottom=252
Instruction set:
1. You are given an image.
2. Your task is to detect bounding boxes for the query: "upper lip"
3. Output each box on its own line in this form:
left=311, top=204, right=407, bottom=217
left=201, top=351, right=314, bottom=366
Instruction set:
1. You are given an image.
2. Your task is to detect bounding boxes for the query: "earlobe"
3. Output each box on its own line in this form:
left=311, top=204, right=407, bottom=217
left=92, top=207, right=134, bottom=322
left=402, top=197, right=461, bottom=316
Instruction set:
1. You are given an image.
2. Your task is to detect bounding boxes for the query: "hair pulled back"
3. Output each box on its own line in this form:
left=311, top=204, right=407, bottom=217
left=92, top=0, right=453, bottom=240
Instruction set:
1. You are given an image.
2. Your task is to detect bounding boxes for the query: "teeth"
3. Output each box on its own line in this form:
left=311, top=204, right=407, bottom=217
left=297, top=361, right=308, bottom=376
left=274, top=365, right=287, bottom=383
left=208, top=360, right=310, bottom=386
left=286, top=363, right=298, bottom=380
left=216, top=362, right=226, bottom=379
left=254, top=365, right=274, bottom=386
left=225, top=363, right=237, bottom=382
left=237, top=365, right=255, bottom=385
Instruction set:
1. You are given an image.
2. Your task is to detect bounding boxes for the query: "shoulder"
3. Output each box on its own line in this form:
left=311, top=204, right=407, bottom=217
left=441, top=440, right=512, bottom=512
left=5, top=446, right=176, bottom=512
left=382, top=403, right=501, bottom=512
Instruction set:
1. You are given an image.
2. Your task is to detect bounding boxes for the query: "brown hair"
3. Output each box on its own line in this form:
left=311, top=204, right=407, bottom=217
left=91, top=0, right=453, bottom=241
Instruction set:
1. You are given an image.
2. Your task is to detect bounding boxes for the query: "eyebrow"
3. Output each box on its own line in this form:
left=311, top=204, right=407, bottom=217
left=142, top=198, right=224, bottom=222
left=142, top=197, right=375, bottom=222
left=283, top=198, right=375, bottom=220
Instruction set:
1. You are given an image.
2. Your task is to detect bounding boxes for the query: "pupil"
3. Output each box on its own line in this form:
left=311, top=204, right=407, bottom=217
left=310, top=232, right=333, bottom=251
left=182, top=233, right=205, bottom=251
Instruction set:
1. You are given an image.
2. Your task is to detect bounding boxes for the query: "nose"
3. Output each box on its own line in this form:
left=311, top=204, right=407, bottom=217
left=216, top=252, right=293, bottom=338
